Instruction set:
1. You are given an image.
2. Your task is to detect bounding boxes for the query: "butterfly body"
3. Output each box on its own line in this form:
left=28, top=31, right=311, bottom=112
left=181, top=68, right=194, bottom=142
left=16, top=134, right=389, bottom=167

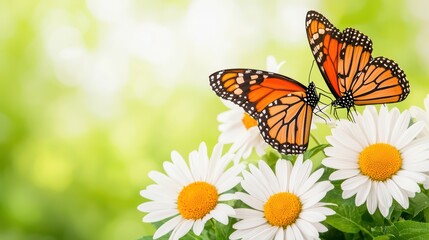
left=306, top=10, right=410, bottom=114
left=210, top=69, right=318, bottom=154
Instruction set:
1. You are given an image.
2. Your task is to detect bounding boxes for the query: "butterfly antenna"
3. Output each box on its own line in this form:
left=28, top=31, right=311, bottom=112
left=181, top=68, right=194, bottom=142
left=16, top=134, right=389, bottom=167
left=307, top=60, right=316, bottom=84
left=316, top=87, right=332, bottom=96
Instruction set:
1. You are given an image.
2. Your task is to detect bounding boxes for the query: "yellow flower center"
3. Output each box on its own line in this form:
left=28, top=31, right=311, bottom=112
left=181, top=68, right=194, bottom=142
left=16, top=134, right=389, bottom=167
left=177, top=181, right=218, bottom=220
left=264, top=192, right=302, bottom=227
left=358, top=143, right=402, bottom=181
left=242, top=113, right=257, bottom=129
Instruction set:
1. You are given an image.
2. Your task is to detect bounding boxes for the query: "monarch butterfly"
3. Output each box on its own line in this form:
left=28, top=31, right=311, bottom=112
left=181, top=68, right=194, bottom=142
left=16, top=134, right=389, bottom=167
left=306, top=10, right=410, bottom=116
left=209, top=69, right=319, bottom=154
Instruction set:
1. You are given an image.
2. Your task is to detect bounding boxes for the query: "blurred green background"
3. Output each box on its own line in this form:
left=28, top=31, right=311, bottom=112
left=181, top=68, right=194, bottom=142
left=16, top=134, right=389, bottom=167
left=1, top=0, right=428, bottom=239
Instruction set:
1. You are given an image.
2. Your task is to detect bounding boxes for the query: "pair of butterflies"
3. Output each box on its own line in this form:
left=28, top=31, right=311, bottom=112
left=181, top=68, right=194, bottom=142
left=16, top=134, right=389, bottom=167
left=209, top=10, right=410, bottom=155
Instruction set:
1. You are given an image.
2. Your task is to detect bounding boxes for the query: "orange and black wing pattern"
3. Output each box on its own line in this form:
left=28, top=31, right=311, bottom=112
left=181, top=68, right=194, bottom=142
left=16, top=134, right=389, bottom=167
left=209, top=69, right=319, bottom=154
left=258, top=82, right=318, bottom=154
left=209, top=69, right=308, bottom=118
left=306, top=10, right=410, bottom=110
left=306, top=10, right=343, bottom=99
left=350, top=57, right=409, bottom=106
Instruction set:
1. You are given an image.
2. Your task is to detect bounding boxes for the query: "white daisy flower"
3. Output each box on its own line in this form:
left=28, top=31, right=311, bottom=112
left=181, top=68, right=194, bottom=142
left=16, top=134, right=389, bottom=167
left=138, top=142, right=245, bottom=240
left=323, top=105, right=429, bottom=217
left=230, top=155, right=335, bottom=240
left=410, top=94, right=429, bottom=136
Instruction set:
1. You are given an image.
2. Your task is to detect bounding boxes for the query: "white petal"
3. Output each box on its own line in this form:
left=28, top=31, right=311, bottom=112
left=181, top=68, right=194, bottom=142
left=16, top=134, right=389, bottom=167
left=233, top=217, right=267, bottom=230
left=234, top=208, right=264, bottom=219
left=216, top=164, right=245, bottom=193
left=143, top=209, right=178, bottom=223
left=259, top=160, right=281, bottom=193
left=390, top=110, right=412, bottom=145
left=329, top=128, right=364, bottom=152
left=218, top=202, right=236, bottom=215
left=300, top=181, right=333, bottom=205
left=192, top=218, right=205, bottom=236
left=394, top=121, right=424, bottom=149
left=148, top=171, right=182, bottom=191
left=366, top=182, right=378, bottom=214
left=171, top=151, right=194, bottom=183
left=138, top=201, right=176, bottom=213
left=396, top=170, right=426, bottom=183
left=140, top=185, right=177, bottom=201
left=355, top=178, right=371, bottom=206
left=234, top=224, right=272, bottom=239
left=402, top=161, right=429, bottom=172
left=377, top=182, right=393, bottom=210
left=153, top=215, right=182, bottom=239
left=249, top=162, right=275, bottom=195
left=274, top=228, right=285, bottom=240
left=378, top=202, right=389, bottom=217
left=169, top=219, right=193, bottom=240
left=299, top=210, right=327, bottom=222
left=242, top=170, right=270, bottom=201
left=285, top=226, right=295, bottom=240
left=296, top=219, right=319, bottom=238
left=324, top=145, right=359, bottom=160
left=342, top=188, right=359, bottom=199
left=189, top=150, right=203, bottom=181
left=322, top=157, right=359, bottom=169
left=341, top=175, right=369, bottom=191
left=235, top=192, right=264, bottom=211
left=392, top=175, right=420, bottom=193
left=329, top=169, right=360, bottom=180
left=291, top=223, right=305, bottom=240
left=361, top=107, right=377, bottom=144
left=297, top=168, right=324, bottom=196
left=276, top=160, right=292, bottom=192
left=386, top=179, right=408, bottom=209
left=249, top=225, right=278, bottom=240
left=289, top=157, right=312, bottom=193
left=163, top=161, right=190, bottom=186
left=211, top=204, right=233, bottom=224
left=312, top=222, right=329, bottom=232
left=219, top=193, right=237, bottom=201
left=377, top=105, right=391, bottom=142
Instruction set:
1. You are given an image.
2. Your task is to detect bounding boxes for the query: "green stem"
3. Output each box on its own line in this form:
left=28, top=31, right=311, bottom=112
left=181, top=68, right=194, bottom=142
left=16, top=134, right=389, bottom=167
left=310, top=132, right=320, bottom=146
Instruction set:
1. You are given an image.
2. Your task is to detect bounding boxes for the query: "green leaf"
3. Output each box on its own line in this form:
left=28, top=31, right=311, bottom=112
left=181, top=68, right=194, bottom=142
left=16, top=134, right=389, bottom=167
left=304, top=144, right=330, bottom=159
left=372, top=235, right=392, bottom=240
left=325, top=205, right=363, bottom=233
left=406, top=192, right=429, bottom=218
left=385, top=220, right=429, bottom=240
left=262, top=148, right=282, bottom=168
left=324, top=186, right=367, bottom=234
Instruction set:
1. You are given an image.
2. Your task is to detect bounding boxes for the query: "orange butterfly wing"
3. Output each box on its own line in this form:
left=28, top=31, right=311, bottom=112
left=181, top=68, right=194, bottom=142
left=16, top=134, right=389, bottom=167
left=209, top=69, right=307, bottom=118
left=306, top=10, right=343, bottom=98
left=258, top=82, right=318, bottom=154
left=306, top=10, right=410, bottom=110
left=338, top=28, right=373, bottom=94
left=209, top=69, right=319, bottom=154
left=351, top=57, right=410, bottom=105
